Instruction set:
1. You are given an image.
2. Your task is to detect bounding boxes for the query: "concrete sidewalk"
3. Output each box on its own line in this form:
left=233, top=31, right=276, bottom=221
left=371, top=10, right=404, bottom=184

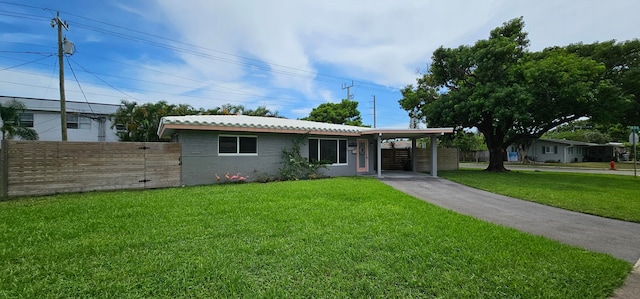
left=379, top=175, right=640, bottom=298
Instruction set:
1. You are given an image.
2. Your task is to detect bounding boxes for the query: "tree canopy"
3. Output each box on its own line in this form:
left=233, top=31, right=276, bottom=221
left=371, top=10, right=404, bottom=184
left=542, top=119, right=628, bottom=144
left=301, top=99, right=366, bottom=126
left=399, top=17, right=625, bottom=171
left=0, top=99, right=38, bottom=141
left=110, top=101, right=279, bottom=142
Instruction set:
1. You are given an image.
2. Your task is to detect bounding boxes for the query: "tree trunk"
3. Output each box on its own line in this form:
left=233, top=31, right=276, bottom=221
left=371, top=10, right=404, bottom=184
left=486, top=145, right=508, bottom=171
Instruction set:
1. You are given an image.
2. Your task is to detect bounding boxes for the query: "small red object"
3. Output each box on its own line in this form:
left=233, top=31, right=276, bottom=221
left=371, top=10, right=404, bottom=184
left=610, top=160, right=616, bottom=170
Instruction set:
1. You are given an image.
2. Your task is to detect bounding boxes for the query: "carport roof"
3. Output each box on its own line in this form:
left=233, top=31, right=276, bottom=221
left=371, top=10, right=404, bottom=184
left=158, top=115, right=453, bottom=139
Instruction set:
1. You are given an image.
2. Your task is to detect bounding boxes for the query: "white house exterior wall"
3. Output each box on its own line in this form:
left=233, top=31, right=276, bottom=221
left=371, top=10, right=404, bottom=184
left=529, top=140, right=586, bottom=163
left=1, top=96, right=121, bottom=142
left=31, top=111, right=119, bottom=142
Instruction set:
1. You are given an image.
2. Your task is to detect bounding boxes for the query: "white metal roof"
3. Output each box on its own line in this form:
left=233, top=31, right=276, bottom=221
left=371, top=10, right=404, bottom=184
left=0, top=96, right=120, bottom=115
left=158, top=115, right=454, bottom=138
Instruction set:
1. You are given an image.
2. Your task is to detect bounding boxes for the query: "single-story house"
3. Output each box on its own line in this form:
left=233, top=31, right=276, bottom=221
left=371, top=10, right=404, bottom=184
left=157, top=115, right=453, bottom=185
left=523, top=138, right=625, bottom=163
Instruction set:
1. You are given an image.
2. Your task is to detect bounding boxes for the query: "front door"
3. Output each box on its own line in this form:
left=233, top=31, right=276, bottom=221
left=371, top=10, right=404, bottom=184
left=356, top=139, right=369, bottom=173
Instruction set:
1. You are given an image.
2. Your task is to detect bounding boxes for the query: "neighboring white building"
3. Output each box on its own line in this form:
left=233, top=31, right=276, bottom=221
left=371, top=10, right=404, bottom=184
left=506, top=138, right=627, bottom=163
left=0, top=96, right=122, bottom=142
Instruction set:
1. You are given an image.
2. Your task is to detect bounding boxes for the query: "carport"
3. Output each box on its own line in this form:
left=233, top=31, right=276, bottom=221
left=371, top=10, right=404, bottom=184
left=362, top=128, right=454, bottom=178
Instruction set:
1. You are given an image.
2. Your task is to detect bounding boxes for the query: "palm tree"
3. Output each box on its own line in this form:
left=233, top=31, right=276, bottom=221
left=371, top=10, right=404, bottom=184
left=0, top=99, right=38, bottom=140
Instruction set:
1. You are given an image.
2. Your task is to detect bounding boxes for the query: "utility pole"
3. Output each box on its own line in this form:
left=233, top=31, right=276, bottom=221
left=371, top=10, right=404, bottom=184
left=51, top=12, right=69, bottom=141
left=341, top=81, right=354, bottom=100
left=372, top=95, right=377, bottom=128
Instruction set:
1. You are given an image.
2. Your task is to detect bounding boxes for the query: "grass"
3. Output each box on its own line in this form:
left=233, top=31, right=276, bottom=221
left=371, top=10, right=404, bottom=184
left=440, top=169, right=640, bottom=222
left=0, top=177, right=631, bottom=298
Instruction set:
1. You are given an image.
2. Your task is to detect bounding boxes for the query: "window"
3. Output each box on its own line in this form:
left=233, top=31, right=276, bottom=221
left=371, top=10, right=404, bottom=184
left=19, top=113, right=34, bottom=127
left=219, top=135, right=257, bottom=155
left=309, top=138, right=348, bottom=165
left=67, top=114, right=91, bottom=129
left=542, top=146, right=558, bottom=154
left=567, top=147, right=573, bottom=155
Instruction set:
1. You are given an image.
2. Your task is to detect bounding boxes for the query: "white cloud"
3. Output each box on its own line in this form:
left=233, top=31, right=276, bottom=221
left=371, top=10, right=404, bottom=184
left=150, top=0, right=640, bottom=92
left=5, top=0, right=640, bottom=128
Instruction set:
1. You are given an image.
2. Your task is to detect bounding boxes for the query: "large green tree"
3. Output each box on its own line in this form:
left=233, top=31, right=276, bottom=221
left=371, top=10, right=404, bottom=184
left=563, top=39, right=640, bottom=127
left=541, top=119, right=630, bottom=144
left=400, top=18, right=616, bottom=171
left=0, top=99, right=38, bottom=141
left=301, top=99, right=366, bottom=126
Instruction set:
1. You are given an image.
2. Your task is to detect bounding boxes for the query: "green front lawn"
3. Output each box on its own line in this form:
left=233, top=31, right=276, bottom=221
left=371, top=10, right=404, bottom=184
left=0, top=178, right=631, bottom=298
left=440, top=170, right=640, bottom=222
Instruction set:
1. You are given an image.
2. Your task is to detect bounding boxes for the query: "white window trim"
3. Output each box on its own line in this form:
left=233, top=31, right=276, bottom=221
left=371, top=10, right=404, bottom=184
left=309, top=138, right=348, bottom=166
left=67, top=113, right=91, bottom=130
left=218, top=135, right=258, bottom=156
left=543, top=146, right=558, bottom=154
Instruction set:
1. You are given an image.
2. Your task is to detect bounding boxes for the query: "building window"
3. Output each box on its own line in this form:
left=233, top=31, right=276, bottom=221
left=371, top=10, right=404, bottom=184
left=19, top=113, right=34, bottom=127
left=219, top=135, right=257, bottom=155
left=542, top=146, right=558, bottom=154
left=67, top=114, right=91, bottom=129
left=567, top=147, right=573, bottom=155
left=309, top=138, right=348, bottom=165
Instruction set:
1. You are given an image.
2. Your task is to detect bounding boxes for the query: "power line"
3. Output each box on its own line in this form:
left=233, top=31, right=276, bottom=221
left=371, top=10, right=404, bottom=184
left=1, top=3, right=399, bottom=93
left=0, top=2, right=403, bottom=113
left=65, top=56, right=95, bottom=117
left=0, top=54, right=54, bottom=71
left=67, top=57, right=140, bottom=102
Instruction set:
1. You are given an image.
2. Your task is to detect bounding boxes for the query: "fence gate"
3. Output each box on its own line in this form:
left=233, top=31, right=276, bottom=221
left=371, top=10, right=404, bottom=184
left=1, top=140, right=181, bottom=197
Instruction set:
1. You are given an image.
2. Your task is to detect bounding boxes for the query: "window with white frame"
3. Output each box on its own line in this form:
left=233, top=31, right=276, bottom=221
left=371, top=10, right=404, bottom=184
left=218, top=135, right=257, bottom=155
left=308, top=138, right=348, bottom=165
left=567, top=147, right=573, bottom=155
left=67, top=114, right=91, bottom=129
left=542, top=146, right=558, bottom=154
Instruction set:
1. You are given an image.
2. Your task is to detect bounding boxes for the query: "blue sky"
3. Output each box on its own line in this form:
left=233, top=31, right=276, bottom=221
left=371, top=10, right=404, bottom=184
left=1, top=0, right=639, bottom=128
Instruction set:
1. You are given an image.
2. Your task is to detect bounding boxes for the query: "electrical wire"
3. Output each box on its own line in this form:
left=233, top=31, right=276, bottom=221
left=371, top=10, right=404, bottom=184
left=0, top=3, right=399, bottom=94
left=0, top=1, right=403, bottom=113
left=67, top=56, right=140, bottom=102
left=65, top=55, right=95, bottom=117
left=43, top=55, right=58, bottom=98
left=0, top=54, right=54, bottom=71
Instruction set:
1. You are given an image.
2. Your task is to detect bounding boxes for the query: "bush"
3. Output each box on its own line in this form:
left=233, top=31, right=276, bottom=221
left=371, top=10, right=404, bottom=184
left=279, top=136, right=327, bottom=181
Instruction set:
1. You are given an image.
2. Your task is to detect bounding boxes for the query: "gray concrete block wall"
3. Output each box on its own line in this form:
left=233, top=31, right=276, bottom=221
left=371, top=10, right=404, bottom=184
left=178, top=131, right=363, bottom=186
left=179, top=131, right=294, bottom=185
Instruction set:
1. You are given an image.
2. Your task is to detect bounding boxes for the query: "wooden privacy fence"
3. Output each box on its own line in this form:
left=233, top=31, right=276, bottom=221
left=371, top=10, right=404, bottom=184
left=382, top=148, right=459, bottom=172
left=415, top=147, right=459, bottom=172
left=1, top=141, right=181, bottom=197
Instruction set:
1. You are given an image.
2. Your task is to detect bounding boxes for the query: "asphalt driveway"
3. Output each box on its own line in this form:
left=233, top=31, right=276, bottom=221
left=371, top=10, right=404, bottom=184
left=380, top=175, right=640, bottom=263
left=379, top=172, right=640, bottom=298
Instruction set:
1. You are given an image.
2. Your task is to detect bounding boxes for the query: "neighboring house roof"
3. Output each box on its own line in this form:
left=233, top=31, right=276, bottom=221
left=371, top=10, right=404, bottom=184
left=537, top=138, right=597, bottom=147
left=158, top=115, right=453, bottom=139
left=0, top=96, right=120, bottom=115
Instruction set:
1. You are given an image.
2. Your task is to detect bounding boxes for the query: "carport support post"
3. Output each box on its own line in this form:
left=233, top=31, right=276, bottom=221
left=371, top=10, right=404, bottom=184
left=377, top=133, right=382, bottom=178
left=411, top=138, right=417, bottom=172
left=430, top=135, right=438, bottom=177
